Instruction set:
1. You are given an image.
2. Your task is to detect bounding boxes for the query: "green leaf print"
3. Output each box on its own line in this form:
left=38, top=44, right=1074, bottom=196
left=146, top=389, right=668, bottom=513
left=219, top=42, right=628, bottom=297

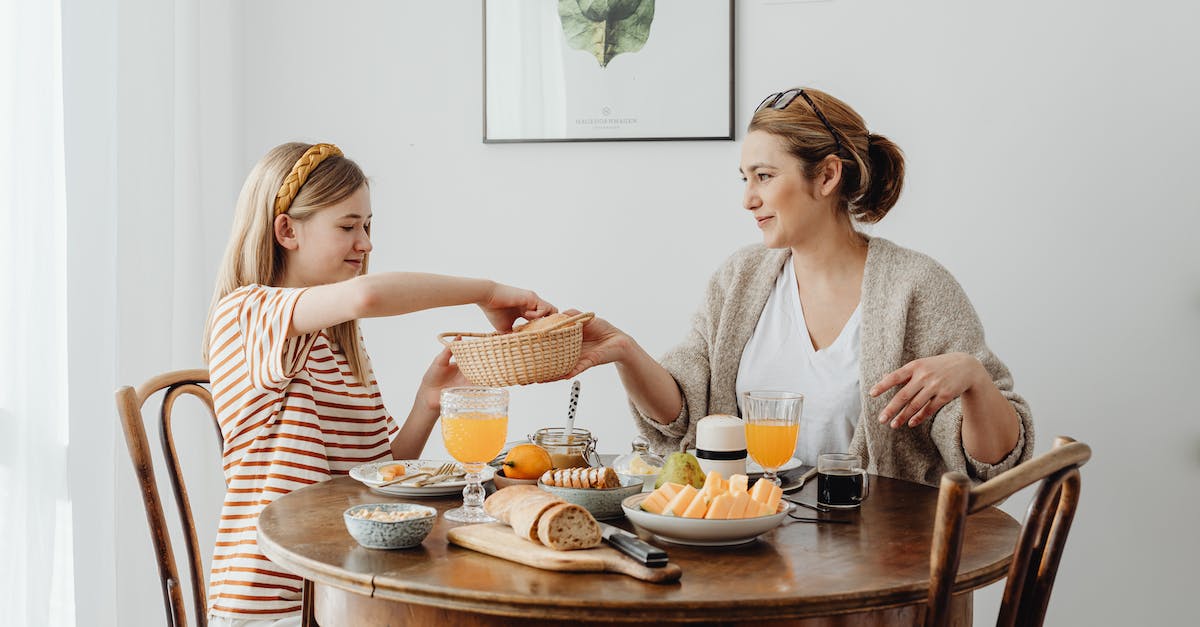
left=558, top=0, right=656, bottom=68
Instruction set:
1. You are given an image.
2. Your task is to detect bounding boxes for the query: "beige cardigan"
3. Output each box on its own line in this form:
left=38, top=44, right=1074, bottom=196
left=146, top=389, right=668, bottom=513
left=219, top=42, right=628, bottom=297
left=632, top=237, right=1033, bottom=485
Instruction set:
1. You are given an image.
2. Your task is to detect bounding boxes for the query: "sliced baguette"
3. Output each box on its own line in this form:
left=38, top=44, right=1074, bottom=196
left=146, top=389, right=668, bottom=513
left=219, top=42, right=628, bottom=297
left=512, top=312, right=570, bottom=334
left=536, top=503, right=601, bottom=550
left=483, top=485, right=545, bottom=522
left=508, top=493, right=564, bottom=542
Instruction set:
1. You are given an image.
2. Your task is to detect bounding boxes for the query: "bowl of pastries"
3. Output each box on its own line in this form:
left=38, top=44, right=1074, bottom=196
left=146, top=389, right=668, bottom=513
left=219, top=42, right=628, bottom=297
left=438, top=312, right=594, bottom=386
left=537, top=466, right=644, bottom=521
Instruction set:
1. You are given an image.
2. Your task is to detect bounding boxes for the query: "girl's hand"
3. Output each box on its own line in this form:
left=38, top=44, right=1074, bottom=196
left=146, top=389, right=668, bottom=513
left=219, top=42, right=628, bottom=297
left=479, top=282, right=556, bottom=332
left=869, top=352, right=988, bottom=429
left=417, top=346, right=470, bottom=413
left=563, top=311, right=630, bottom=378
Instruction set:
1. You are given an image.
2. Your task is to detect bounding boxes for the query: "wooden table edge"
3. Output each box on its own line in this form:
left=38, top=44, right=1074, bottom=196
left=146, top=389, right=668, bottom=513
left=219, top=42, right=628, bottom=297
left=258, top=475, right=1018, bottom=622
left=270, top=541, right=1011, bottom=622
left=258, top=529, right=374, bottom=597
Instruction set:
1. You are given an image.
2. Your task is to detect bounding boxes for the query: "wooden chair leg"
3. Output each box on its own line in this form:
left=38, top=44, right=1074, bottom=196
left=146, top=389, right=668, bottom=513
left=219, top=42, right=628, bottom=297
left=302, top=579, right=315, bottom=627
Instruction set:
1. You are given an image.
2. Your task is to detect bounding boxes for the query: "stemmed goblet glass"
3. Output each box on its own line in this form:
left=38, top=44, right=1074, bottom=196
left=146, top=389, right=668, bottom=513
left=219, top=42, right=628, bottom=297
left=441, top=387, right=509, bottom=523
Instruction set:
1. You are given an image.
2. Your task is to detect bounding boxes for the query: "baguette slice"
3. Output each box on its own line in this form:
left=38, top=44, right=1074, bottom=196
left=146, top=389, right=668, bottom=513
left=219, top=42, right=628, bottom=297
left=536, top=503, right=601, bottom=550
left=483, top=485, right=547, bottom=522
left=508, top=493, right=564, bottom=542
left=513, top=312, right=570, bottom=334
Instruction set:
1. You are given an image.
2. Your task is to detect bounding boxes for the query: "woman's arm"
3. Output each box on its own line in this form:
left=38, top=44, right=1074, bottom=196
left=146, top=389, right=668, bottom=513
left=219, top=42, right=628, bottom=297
left=870, top=352, right=1020, bottom=464
left=564, top=315, right=683, bottom=424
left=288, top=273, right=554, bottom=338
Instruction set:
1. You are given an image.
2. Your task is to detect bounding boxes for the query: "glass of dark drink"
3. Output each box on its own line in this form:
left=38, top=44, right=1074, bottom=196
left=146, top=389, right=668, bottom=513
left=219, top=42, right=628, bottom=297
left=816, top=453, right=869, bottom=509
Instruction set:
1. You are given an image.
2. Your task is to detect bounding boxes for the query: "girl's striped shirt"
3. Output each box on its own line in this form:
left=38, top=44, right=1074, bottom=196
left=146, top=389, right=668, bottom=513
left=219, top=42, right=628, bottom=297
left=206, top=284, right=397, bottom=619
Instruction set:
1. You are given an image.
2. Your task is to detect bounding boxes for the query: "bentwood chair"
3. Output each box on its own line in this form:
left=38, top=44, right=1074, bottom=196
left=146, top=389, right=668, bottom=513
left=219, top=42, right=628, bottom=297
left=116, top=369, right=315, bottom=627
left=925, top=435, right=1091, bottom=627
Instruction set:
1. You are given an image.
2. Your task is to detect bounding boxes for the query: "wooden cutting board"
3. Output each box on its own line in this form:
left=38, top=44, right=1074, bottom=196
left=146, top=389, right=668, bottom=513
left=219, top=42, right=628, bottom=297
left=446, top=523, right=681, bottom=583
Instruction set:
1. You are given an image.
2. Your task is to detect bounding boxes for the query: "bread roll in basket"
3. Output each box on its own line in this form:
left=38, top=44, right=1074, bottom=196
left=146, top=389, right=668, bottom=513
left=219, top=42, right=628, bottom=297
left=438, top=312, right=594, bottom=386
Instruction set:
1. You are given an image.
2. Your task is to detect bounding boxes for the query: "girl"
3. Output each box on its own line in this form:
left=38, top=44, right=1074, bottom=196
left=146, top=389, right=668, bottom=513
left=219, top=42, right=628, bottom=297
left=201, top=142, right=555, bottom=625
left=567, top=88, right=1034, bottom=486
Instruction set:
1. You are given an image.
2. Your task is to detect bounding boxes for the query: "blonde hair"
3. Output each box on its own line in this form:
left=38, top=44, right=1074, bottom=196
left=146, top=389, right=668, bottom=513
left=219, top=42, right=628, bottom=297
left=202, top=142, right=372, bottom=385
left=749, top=88, right=905, bottom=224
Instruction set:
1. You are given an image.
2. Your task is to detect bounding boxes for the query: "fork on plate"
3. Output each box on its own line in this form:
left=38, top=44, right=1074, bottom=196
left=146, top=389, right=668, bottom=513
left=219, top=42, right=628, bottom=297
left=409, top=462, right=460, bottom=487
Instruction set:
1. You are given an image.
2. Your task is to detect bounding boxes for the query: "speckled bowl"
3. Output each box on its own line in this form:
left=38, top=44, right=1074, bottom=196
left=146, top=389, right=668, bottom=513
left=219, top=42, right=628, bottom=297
left=537, top=475, right=644, bottom=520
left=343, top=503, right=437, bottom=549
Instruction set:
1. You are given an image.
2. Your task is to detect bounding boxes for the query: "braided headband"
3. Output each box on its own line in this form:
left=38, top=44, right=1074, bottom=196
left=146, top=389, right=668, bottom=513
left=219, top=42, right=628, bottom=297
left=274, top=143, right=343, bottom=216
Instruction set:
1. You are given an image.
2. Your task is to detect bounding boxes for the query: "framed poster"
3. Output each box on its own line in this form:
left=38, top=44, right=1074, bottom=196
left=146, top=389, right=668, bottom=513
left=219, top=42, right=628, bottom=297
left=483, top=0, right=734, bottom=143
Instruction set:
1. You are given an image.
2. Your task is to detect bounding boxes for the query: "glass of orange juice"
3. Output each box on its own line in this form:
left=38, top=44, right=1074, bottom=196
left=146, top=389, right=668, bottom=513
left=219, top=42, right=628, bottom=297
left=742, top=390, right=804, bottom=486
left=441, top=386, right=509, bottom=523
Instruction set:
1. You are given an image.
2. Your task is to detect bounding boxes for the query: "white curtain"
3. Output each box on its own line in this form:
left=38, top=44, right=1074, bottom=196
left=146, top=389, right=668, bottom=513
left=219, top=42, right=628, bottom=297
left=0, top=0, right=75, bottom=625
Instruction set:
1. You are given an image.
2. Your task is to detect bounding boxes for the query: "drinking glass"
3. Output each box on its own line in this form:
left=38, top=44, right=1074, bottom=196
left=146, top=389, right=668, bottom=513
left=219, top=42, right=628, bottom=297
left=441, top=387, right=509, bottom=523
left=817, top=453, right=869, bottom=508
left=741, top=390, right=804, bottom=486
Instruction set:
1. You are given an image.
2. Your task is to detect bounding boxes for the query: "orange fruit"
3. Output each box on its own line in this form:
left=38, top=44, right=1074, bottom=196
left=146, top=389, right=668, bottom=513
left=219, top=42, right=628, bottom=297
left=502, top=444, right=553, bottom=480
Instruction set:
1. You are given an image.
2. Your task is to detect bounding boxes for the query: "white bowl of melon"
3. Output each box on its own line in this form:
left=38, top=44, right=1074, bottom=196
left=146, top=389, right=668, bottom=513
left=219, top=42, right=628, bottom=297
left=620, top=471, right=792, bottom=546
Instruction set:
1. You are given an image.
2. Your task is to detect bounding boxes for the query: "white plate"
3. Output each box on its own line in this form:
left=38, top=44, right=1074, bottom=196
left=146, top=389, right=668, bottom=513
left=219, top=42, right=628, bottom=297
left=686, top=449, right=804, bottom=475
left=349, top=459, right=495, bottom=497
left=621, top=492, right=792, bottom=547
left=747, top=456, right=805, bottom=475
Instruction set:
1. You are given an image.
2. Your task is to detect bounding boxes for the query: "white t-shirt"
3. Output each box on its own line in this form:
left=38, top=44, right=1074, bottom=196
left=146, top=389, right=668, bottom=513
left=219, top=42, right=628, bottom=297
left=736, top=258, right=862, bottom=466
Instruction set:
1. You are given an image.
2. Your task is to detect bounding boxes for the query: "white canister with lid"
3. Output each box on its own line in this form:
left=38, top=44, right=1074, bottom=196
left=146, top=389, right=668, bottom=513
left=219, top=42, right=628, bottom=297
left=695, top=414, right=747, bottom=479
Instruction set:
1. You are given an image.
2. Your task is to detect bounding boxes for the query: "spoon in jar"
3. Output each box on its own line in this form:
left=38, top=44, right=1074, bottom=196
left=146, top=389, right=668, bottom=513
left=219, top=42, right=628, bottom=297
left=565, top=380, right=580, bottom=441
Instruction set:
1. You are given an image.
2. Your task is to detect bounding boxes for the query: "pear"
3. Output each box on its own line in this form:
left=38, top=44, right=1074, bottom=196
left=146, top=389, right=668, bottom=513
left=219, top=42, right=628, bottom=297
left=655, top=452, right=706, bottom=489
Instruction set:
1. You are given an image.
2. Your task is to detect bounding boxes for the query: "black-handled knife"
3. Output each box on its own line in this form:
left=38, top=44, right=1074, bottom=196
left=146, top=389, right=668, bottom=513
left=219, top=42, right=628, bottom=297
left=598, top=522, right=668, bottom=568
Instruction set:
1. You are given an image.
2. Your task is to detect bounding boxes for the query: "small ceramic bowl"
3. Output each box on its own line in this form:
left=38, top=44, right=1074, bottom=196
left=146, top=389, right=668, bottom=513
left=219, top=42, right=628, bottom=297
left=538, top=475, right=644, bottom=520
left=616, top=470, right=660, bottom=492
left=491, top=469, right=540, bottom=490
left=343, top=503, right=437, bottom=549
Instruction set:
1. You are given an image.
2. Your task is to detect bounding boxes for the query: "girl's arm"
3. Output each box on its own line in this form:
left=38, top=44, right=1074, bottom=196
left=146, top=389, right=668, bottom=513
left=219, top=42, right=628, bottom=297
left=288, top=273, right=554, bottom=338
left=388, top=348, right=465, bottom=460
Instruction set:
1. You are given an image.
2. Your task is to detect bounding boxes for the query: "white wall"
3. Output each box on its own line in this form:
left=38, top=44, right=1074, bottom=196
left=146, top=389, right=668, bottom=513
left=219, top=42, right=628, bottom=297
left=92, top=1, right=1199, bottom=625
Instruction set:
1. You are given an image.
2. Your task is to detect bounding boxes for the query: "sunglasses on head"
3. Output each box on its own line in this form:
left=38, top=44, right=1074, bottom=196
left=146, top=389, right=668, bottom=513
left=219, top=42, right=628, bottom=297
left=755, top=88, right=843, bottom=154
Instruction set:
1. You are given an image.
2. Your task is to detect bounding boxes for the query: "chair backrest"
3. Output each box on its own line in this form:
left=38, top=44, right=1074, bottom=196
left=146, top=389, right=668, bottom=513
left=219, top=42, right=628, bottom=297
left=926, top=435, right=1091, bottom=627
left=115, top=369, right=221, bottom=627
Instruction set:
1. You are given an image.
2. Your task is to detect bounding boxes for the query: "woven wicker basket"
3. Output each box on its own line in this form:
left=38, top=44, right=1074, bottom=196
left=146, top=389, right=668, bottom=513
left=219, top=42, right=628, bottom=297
left=438, top=312, right=595, bottom=387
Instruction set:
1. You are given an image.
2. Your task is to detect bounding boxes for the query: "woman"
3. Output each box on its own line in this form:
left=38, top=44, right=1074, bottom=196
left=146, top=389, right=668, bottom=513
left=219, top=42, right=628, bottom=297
left=569, top=88, right=1032, bottom=485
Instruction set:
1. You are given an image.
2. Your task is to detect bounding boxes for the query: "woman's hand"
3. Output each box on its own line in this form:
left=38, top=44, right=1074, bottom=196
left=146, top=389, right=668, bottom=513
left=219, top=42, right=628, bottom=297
left=869, top=352, right=988, bottom=429
left=416, top=346, right=470, bottom=414
left=478, top=283, right=556, bottom=332
left=563, top=311, right=630, bottom=378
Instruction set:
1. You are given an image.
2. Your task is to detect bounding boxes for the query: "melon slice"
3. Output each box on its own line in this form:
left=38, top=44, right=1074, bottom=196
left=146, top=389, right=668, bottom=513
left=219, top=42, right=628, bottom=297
left=749, top=478, right=772, bottom=502
left=641, top=490, right=671, bottom=515
left=701, top=470, right=726, bottom=498
left=681, top=492, right=710, bottom=519
left=663, top=484, right=699, bottom=517
left=726, top=492, right=752, bottom=519
left=729, top=474, right=749, bottom=495
left=658, top=482, right=684, bottom=500
left=762, top=484, right=783, bottom=513
left=704, top=494, right=733, bottom=519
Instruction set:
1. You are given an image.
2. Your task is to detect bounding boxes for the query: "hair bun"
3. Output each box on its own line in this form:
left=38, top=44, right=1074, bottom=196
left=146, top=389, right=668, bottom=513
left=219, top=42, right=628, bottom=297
left=855, top=133, right=905, bottom=224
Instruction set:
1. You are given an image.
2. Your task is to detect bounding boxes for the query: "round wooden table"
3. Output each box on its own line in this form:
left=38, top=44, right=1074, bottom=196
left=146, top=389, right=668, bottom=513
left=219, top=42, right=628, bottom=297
left=258, top=475, right=1018, bottom=626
